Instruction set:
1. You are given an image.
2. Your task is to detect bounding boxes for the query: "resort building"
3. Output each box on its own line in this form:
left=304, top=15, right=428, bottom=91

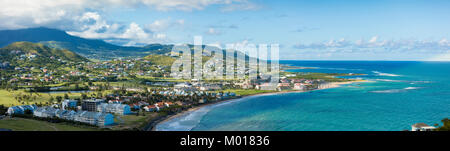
left=62, top=99, right=78, bottom=110
left=82, top=99, right=105, bottom=112
left=33, top=106, right=59, bottom=118
left=72, top=111, right=114, bottom=126
left=294, top=83, right=306, bottom=90
left=7, top=104, right=38, bottom=115
left=97, top=103, right=132, bottom=115
left=411, top=123, right=436, bottom=131
left=34, top=109, right=114, bottom=127
left=199, top=84, right=222, bottom=91
left=61, top=110, right=77, bottom=120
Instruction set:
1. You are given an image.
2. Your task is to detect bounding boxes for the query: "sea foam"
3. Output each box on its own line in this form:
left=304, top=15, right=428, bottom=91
left=372, top=71, right=401, bottom=77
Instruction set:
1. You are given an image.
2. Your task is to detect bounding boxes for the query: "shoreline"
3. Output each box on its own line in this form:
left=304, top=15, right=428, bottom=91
left=149, top=79, right=370, bottom=131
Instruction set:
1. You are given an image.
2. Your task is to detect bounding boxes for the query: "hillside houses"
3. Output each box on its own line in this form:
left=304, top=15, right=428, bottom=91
left=143, top=102, right=173, bottom=112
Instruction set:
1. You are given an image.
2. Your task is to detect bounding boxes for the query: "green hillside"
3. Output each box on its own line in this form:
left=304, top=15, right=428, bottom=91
left=143, top=54, right=176, bottom=66
left=0, top=42, right=88, bottom=69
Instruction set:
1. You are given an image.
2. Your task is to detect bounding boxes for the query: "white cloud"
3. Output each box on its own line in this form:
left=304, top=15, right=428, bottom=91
left=368, top=36, right=378, bottom=43
left=426, top=51, right=450, bottom=61
left=293, top=37, right=450, bottom=55
left=145, top=18, right=185, bottom=32
left=154, top=33, right=167, bottom=39
left=0, top=0, right=260, bottom=46
left=220, top=0, right=261, bottom=12
left=0, top=0, right=258, bottom=30
left=121, top=22, right=150, bottom=40
left=67, top=12, right=121, bottom=39
left=67, top=12, right=170, bottom=46
left=176, top=19, right=185, bottom=25
left=206, top=28, right=221, bottom=35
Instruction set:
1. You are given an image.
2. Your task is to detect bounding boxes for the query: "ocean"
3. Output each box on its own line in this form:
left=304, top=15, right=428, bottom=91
left=156, top=61, right=450, bottom=131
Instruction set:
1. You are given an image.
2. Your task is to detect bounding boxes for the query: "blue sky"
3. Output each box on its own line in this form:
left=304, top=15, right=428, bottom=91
left=1, top=0, right=450, bottom=60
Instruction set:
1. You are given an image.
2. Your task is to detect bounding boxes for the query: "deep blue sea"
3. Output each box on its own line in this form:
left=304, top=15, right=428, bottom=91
left=156, top=61, right=450, bottom=131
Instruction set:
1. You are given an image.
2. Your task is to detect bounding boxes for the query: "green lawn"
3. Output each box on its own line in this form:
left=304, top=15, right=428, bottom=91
left=0, top=89, right=108, bottom=107
left=0, top=90, right=19, bottom=107
left=112, top=113, right=159, bottom=130
left=0, top=118, right=97, bottom=131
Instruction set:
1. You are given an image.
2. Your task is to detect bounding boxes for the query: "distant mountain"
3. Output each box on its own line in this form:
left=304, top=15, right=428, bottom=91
left=0, top=42, right=88, bottom=69
left=0, top=27, right=173, bottom=59
left=0, top=27, right=251, bottom=61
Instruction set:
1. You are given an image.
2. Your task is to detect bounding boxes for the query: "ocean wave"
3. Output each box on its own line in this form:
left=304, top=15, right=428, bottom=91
left=320, top=67, right=364, bottom=71
left=404, top=87, right=422, bottom=90
left=410, top=81, right=432, bottom=84
left=370, top=89, right=405, bottom=93
left=374, top=79, right=403, bottom=82
left=372, top=71, right=401, bottom=77
left=370, top=87, right=423, bottom=93
left=158, top=107, right=211, bottom=131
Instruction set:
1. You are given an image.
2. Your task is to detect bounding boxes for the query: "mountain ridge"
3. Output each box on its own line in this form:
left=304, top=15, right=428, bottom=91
left=0, top=27, right=174, bottom=59
left=0, top=27, right=251, bottom=62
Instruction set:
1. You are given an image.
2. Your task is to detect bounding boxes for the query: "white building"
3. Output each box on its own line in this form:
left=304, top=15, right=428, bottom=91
left=97, top=103, right=132, bottom=115
left=293, top=83, right=306, bottom=90
left=411, top=123, right=436, bottom=131
left=33, top=107, right=57, bottom=118
left=7, top=105, right=38, bottom=115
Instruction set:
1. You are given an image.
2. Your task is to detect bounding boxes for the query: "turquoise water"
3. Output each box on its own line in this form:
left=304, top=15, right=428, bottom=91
left=156, top=61, right=450, bottom=131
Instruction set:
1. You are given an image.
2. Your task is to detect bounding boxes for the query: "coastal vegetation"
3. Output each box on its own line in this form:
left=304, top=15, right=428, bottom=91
left=434, top=118, right=450, bottom=131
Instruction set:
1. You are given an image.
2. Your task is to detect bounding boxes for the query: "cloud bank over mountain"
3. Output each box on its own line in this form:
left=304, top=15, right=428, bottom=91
left=0, top=0, right=258, bottom=45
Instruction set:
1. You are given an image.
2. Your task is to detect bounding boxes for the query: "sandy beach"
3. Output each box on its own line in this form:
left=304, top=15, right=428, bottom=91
left=150, top=79, right=371, bottom=131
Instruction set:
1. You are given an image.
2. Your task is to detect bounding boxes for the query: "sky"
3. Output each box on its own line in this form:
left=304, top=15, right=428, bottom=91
left=1, top=0, right=450, bottom=61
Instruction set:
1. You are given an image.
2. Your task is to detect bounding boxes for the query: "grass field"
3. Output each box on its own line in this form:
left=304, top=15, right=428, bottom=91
left=112, top=113, right=159, bottom=130
left=0, top=90, right=19, bottom=107
left=0, top=118, right=97, bottom=131
left=0, top=89, right=109, bottom=107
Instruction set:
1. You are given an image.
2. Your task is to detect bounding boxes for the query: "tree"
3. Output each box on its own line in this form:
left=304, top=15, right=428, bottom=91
left=81, top=93, right=87, bottom=100
left=64, top=93, right=69, bottom=99
left=435, top=118, right=450, bottom=131
left=56, top=96, right=63, bottom=103
left=49, top=96, right=55, bottom=103
left=97, top=92, right=103, bottom=98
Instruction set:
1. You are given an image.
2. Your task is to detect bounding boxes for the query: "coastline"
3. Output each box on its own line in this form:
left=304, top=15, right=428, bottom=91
left=150, top=79, right=370, bottom=131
